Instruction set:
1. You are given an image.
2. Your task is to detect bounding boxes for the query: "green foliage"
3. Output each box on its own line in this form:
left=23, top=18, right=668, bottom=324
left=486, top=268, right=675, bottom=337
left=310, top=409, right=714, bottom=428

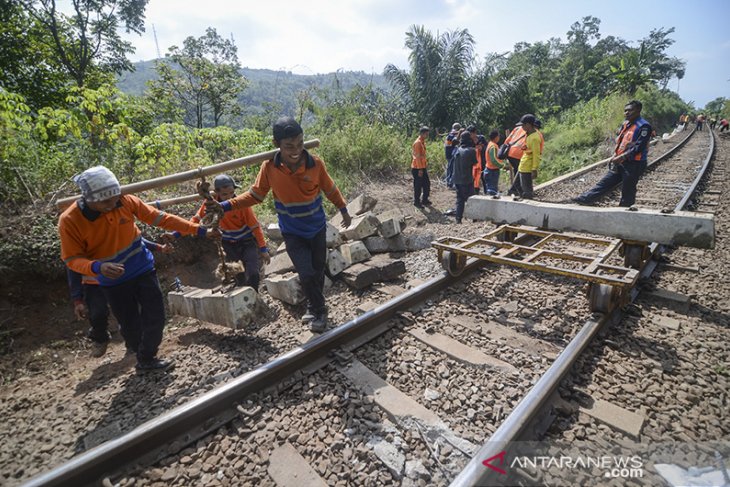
left=19, top=0, right=149, bottom=88
left=149, top=28, right=248, bottom=129
left=635, top=85, right=692, bottom=133
left=0, top=214, right=64, bottom=277
left=704, top=97, right=728, bottom=118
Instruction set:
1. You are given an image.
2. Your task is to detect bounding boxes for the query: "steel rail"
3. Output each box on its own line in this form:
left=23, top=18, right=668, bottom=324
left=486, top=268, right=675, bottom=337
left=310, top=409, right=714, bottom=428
left=450, top=129, right=715, bottom=487
left=24, top=260, right=490, bottom=487
left=25, top=128, right=707, bottom=487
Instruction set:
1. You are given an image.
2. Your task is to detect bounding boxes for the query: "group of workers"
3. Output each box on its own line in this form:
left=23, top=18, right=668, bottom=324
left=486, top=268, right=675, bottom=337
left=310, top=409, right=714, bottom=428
left=412, top=99, right=652, bottom=220
left=59, top=117, right=351, bottom=373
left=679, top=113, right=729, bottom=133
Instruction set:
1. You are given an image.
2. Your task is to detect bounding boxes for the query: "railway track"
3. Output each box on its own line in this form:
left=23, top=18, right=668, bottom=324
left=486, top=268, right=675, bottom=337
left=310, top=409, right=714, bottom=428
left=15, top=128, right=727, bottom=487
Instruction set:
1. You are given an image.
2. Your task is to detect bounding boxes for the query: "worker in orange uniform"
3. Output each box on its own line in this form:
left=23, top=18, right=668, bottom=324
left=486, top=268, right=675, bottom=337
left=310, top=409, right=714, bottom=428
left=483, top=130, right=508, bottom=196
left=168, top=174, right=270, bottom=290
left=412, top=126, right=432, bottom=208
left=204, top=117, right=352, bottom=333
left=59, top=166, right=220, bottom=373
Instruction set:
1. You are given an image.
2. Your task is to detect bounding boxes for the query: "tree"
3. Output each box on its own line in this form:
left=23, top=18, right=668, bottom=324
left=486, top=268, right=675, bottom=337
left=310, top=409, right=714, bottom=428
left=0, top=0, right=68, bottom=109
left=149, top=28, right=248, bottom=128
left=18, top=0, right=149, bottom=89
left=704, top=97, right=727, bottom=115
left=384, top=25, right=475, bottom=130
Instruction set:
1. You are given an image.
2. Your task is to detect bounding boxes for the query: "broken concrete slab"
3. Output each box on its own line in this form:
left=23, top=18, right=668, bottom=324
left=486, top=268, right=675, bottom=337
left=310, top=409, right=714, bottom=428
left=341, top=263, right=380, bottom=290
left=264, top=251, right=295, bottom=276
left=331, top=194, right=378, bottom=227
left=268, top=442, right=327, bottom=487
left=367, top=254, right=406, bottom=281
left=376, top=209, right=407, bottom=231
left=266, top=223, right=282, bottom=240
left=342, top=212, right=380, bottom=240
left=168, top=285, right=259, bottom=329
left=465, top=196, right=715, bottom=249
left=356, top=300, right=379, bottom=314
left=378, top=217, right=402, bottom=238
left=646, top=288, right=691, bottom=311
left=264, top=272, right=304, bottom=305
left=366, top=436, right=405, bottom=479
left=339, top=241, right=371, bottom=266
left=326, top=249, right=347, bottom=277
left=363, top=234, right=407, bottom=253
left=403, top=231, right=435, bottom=251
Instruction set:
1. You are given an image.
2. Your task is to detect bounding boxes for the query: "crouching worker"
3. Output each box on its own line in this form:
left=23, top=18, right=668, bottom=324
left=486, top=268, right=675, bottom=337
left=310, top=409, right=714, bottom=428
left=204, top=117, right=352, bottom=333
left=59, top=166, right=220, bottom=373
left=169, top=174, right=270, bottom=289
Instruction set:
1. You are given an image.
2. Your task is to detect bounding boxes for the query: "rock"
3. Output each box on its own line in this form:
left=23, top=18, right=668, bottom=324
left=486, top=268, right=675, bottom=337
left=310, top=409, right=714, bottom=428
left=404, top=459, right=429, bottom=480
left=424, top=388, right=440, bottom=401
left=403, top=231, right=434, bottom=251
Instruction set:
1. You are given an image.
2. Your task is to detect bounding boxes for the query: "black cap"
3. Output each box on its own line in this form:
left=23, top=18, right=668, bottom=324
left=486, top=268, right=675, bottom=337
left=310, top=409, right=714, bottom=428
left=534, top=119, right=542, bottom=129
left=516, top=114, right=537, bottom=126
left=460, top=131, right=474, bottom=145
left=273, top=116, right=303, bottom=142
left=213, top=174, right=240, bottom=190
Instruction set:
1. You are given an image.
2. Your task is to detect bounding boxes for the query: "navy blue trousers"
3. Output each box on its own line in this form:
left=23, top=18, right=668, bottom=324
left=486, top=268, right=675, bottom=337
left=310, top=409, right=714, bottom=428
left=102, top=270, right=165, bottom=363
left=222, top=238, right=261, bottom=290
left=283, top=227, right=327, bottom=315
left=577, top=160, right=647, bottom=207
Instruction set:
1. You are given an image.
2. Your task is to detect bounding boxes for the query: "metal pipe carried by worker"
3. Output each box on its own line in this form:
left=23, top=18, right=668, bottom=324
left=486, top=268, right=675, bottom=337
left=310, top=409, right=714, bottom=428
left=55, top=139, right=321, bottom=210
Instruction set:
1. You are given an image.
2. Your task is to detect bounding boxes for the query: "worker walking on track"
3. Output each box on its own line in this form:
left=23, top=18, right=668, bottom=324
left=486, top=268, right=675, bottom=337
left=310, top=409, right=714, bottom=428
left=204, top=117, right=352, bottom=333
left=59, top=166, right=220, bottom=373
left=572, top=100, right=652, bottom=207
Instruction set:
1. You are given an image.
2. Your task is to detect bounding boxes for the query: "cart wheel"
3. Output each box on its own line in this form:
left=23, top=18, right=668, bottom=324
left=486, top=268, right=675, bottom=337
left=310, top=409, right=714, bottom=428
left=623, top=244, right=645, bottom=269
left=441, top=250, right=466, bottom=276
left=587, top=283, right=619, bottom=314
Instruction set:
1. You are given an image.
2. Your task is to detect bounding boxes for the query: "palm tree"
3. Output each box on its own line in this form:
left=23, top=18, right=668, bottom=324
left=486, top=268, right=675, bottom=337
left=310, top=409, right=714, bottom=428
left=384, top=25, right=474, bottom=131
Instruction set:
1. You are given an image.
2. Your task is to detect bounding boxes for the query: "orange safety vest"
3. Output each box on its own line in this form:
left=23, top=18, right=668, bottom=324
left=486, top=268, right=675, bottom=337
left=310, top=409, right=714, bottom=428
left=506, top=127, right=527, bottom=159
left=615, top=119, right=650, bottom=162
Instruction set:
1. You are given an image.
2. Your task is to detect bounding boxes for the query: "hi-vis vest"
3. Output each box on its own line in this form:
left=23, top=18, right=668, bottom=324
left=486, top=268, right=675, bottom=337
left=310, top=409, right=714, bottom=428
left=615, top=118, right=650, bottom=161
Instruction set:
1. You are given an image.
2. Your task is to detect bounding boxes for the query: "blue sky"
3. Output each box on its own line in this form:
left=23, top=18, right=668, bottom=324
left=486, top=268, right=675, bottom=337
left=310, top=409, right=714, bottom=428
left=123, top=0, right=730, bottom=108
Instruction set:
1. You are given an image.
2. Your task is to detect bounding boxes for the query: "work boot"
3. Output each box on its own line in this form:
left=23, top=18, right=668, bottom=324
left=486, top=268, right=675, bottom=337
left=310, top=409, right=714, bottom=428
left=414, top=202, right=424, bottom=209
left=310, top=312, right=328, bottom=333
left=90, top=341, right=108, bottom=358
left=135, top=358, right=175, bottom=374
left=422, top=199, right=433, bottom=206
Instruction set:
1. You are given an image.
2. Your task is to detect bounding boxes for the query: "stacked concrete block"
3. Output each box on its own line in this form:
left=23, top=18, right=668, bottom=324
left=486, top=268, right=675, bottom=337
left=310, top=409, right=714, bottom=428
left=363, top=234, right=407, bottom=254
left=368, top=254, right=407, bottom=281
left=326, top=249, right=347, bottom=277
left=340, top=241, right=371, bottom=266
left=326, top=223, right=343, bottom=248
left=168, top=286, right=258, bottom=329
left=378, top=217, right=402, bottom=238
left=331, top=194, right=377, bottom=227
left=342, top=212, right=380, bottom=241
left=376, top=209, right=407, bottom=231
left=341, top=263, right=381, bottom=290
left=266, top=223, right=282, bottom=240
left=264, top=251, right=295, bottom=276
left=264, top=272, right=305, bottom=305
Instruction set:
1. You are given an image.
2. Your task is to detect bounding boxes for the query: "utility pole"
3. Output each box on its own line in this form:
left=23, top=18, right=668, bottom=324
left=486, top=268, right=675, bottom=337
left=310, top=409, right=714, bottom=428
left=152, top=23, right=161, bottom=59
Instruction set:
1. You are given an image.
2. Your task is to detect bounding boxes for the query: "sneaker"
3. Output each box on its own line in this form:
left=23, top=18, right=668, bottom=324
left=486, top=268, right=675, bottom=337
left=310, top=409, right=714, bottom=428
left=422, top=199, right=433, bottom=206
left=310, top=313, right=327, bottom=333
left=571, top=197, right=590, bottom=206
left=444, top=208, right=456, bottom=216
left=90, top=341, right=108, bottom=358
left=301, top=311, right=316, bottom=323
left=135, top=358, right=175, bottom=374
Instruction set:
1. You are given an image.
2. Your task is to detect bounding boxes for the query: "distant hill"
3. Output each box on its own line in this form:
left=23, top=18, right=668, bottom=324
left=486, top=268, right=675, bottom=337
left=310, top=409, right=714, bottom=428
left=117, top=60, right=390, bottom=116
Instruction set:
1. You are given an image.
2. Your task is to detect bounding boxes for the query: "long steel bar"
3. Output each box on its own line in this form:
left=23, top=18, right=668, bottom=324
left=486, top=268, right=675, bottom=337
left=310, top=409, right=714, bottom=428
left=450, top=129, right=714, bottom=487
left=55, top=139, right=320, bottom=209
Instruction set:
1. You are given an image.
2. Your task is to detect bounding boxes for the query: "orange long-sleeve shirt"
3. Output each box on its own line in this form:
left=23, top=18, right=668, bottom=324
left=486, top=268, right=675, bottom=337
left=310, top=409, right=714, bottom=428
left=222, top=150, right=346, bottom=239
left=59, top=194, right=205, bottom=286
left=411, top=137, right=427, bottom=169
left=192, top=202, right=266, bottom=248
